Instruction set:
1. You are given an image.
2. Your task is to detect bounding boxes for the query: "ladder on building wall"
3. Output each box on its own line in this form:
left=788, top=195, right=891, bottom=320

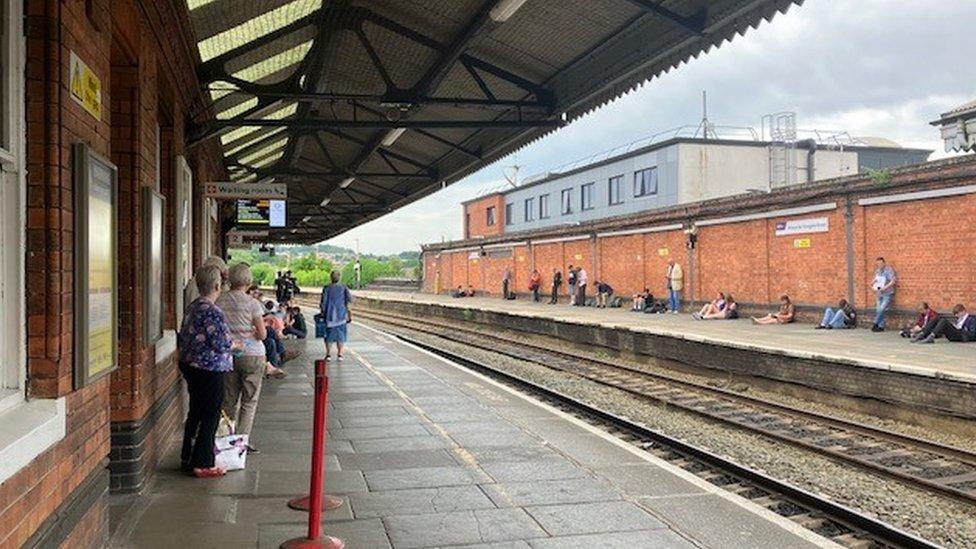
left=763, top=112, right=797, bottom=189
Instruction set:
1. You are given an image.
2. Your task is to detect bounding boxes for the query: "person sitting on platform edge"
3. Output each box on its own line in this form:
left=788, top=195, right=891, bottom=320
left=451, top=285, right=466, bottom=298
left=871, top=257, right=897, bottom=332
left=595, top=280, right=614, bottom=308
left=753, top=295, right=795, bottom=325
left=632, top=288, right=652, bottom=311
left=693, top=292, right=726, bottom=320
left=816, top=299, right=856, bottom=329
left=529, top=269, right=542, bottom=302
left=702, top=294, right=738, bottom=320
left=549, top=269, right=562, bottom=304
left=466, top=285, right=476, bottom=297
left=178, top=264, right=236, bottom=478
left=900, top=302, right=938, bottom=338
left=911, top=304, right=976, bottom=344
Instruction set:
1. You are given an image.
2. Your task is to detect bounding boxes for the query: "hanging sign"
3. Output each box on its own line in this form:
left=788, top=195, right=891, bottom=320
left=205, top=181, right=288, bottom=200
left=775, top=217, right=829, bottom=236
left=70, top=52, right=102, bottom=120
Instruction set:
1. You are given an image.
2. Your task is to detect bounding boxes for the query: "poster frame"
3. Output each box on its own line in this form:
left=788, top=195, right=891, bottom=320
left=73, top=142, right=118, bottom=389
left=143, top=187, right=166, bottom=346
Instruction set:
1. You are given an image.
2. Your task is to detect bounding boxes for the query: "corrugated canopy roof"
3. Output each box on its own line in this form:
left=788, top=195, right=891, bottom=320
left=185, top=0, right=804, bottom=243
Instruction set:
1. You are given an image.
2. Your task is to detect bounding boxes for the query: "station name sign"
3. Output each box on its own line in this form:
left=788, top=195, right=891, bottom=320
left=205, top=182, right=288, bottom=200
left=775, top=217, right=829, bottom=236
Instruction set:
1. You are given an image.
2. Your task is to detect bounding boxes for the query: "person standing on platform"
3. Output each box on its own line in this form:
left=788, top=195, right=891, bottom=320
left=550, top=269, right=562, bottom=304
left=666, top=259, right=683, bottom=314
left=179, top=265, right=235, bottom=478
left=321, top=270, right=353, bottom=361
left=502, top=267, right=512, bottom=299
left=567, top=265, right=577, bottom=306
left=216, top=263, right=267, bottom=454
left=576, top=267, right=588, bottom=306
left=871, top=257, right=897, bottom=332
left=529, top=269, right=542, bottom=302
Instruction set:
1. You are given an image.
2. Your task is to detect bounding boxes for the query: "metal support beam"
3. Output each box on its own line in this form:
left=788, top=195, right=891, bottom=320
left=227, top=163, right=435, bottom=179
left=210, top=118, right=563, bottom=130
left=203, top=89, right=552, bottom=110
left=623, top=0, right=707, bottom=35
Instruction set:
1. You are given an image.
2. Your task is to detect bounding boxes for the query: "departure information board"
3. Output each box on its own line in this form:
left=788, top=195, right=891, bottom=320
left=236, top=199, right=286, bottom=227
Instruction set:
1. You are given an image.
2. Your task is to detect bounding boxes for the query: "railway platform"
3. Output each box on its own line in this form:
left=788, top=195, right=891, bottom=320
left=351, top=291, right=976, bottom=420
left=109, top=326, right=832, bottom=549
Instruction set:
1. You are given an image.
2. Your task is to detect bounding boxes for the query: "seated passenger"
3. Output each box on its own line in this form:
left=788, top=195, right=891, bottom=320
left=632, top=288, right=651, bottom=311
left=752, top=295, right=795, bottom=325
left=283, top=307, right=307, bottom=339
left=816, top=299, right=856, bottom=329
left=701, top=294, right=738, bottom=320
left=595, top=281, right=614, bottom=308
left=900, top=302, right=937, bottom=338
left=451, top=285, right=466, bottom=298
left=693, top=292, right=726, bottom=320
left=466, top=285, right=476, bottom=297
left=911, top=304, right=975, bottom=344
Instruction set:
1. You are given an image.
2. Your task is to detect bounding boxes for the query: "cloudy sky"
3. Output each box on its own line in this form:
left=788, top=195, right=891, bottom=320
left=327, top=0, right=975, bottom=255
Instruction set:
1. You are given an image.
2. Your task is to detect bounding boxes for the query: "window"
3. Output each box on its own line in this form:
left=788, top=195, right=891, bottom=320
left=486, top=205, right=496, bottom=226
left=524, top=197, right=535, bottom=222
left=561, top=188, right=573, bottom=215
left=505, top=203, right=513, bottom=225
left=538, top=194, right=550, bottom=219
left=0, top=0, right=8, bottom=150
left=581, top=182, right=594, bottom=211
left=634, top=167, right=658, bottom=197
left=608, top=175, right=623, bottom=205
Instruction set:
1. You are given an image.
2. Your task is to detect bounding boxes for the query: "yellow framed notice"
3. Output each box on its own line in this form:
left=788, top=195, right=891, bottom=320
left=69, top=52, right=102, bottom=120
left=74, top=143, right=118, bottom=388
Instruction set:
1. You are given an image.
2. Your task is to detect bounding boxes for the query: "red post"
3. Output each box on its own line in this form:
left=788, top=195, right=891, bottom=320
left=281, top=360, right=344, bottom=549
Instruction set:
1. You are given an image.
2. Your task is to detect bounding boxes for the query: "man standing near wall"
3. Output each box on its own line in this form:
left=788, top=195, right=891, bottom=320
left=502, top=267, right=512, bottom=299
left=567, top=265, right=577, bottom=305
left=871, top=257, right=897, bottom=332
left=666, top=259, right=683, bottom=314
left=576, top=267, right=588, bottom=306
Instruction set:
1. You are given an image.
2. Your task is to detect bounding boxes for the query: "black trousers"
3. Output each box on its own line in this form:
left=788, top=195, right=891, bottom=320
left=550, top=284, right=559, bottom=303
left=577, top=284, right=587, bottom=306
left=919, top=317, right=973, bottom=342
left=181, top=363, right=225, bottom=470
left=532, top=287, right=540, bottom=302
left=502, top=280, right=509, bottom=299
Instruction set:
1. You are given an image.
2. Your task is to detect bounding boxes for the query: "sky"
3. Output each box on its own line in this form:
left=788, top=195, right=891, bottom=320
left=326, top=0, right=975, bottom=255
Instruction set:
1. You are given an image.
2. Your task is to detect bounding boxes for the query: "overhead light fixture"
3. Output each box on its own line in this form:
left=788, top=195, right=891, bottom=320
left=339, top=177, right=355, bottom=188
left=290, top=228, right=298, bottom=234
left=302, top=216, right=311, bottom=223
left=381, top=127, right=406, bottom=147
left=320, top=197, right=331, bottom=206
left=490, top=0, right=528, bottom=22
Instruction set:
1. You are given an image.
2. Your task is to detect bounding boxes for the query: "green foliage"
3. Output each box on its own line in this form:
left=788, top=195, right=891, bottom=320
left=250, top=263, right=276, bottom=286
left=230, top=244, right=416, bottom=290
left=866, top=167, right=892, bottom=185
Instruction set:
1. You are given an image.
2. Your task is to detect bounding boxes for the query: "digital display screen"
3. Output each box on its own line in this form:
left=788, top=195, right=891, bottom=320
left=236, top=199, right=286, bottom=227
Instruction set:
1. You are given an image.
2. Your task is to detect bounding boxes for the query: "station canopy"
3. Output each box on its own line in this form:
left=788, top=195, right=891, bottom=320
left=186, top=0, right=802, bottom=243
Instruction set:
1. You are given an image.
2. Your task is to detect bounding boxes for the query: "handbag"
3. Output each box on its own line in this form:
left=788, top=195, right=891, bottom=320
left=214, top=433, right=248, bottom=471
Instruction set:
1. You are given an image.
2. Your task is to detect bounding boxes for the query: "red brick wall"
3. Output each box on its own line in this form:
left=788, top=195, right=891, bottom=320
left=463, top=194, right=505, bottom=239
left=10, top=0, right=225, bottom=545
left=424, top=160, right=976, bottom=318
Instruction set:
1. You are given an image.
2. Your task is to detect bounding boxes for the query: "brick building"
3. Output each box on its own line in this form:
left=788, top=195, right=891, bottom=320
left=423, top=155, right=976, bottom=322
left=1, top=1, right=226, bottom=546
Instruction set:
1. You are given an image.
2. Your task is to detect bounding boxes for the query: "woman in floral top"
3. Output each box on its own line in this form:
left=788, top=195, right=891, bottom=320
left=179, top=264, right=234, bottom=478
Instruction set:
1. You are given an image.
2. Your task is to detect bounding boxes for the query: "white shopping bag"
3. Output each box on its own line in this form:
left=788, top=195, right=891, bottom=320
left=214, top=433, right=249, bottom=471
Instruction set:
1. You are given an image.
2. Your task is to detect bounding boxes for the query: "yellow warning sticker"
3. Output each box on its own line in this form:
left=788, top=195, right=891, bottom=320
left=70, top=51, right=102, bottom=120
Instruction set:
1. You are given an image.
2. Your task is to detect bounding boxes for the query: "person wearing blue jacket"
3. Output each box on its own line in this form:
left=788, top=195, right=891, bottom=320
left=320, top=270, right=352, bottom=361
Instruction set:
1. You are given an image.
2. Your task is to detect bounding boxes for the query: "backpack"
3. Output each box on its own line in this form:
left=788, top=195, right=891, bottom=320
left=610, top=297, right=623, bottom=308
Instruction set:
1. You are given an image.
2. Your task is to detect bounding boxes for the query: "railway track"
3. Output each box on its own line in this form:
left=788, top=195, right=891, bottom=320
left=340, top=306, right=976, bottom=508
left=345, top=312, right=939, bottom=549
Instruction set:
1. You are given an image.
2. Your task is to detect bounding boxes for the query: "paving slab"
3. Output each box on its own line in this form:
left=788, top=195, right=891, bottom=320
left=112, top=320, right=834, bottom=549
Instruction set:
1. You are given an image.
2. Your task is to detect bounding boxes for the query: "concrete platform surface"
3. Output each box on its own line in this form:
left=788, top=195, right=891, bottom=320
left=109, top=326, right=834, bottom=549
left=353, top=290, right=976, bottom=385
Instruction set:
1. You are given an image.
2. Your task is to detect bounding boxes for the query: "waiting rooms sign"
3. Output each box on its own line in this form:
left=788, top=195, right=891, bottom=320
left=775, top=217, right=829, bottom=236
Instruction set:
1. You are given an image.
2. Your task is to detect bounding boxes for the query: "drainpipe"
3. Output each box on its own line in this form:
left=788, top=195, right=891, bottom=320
left=800, top=139, right=817, bottom=183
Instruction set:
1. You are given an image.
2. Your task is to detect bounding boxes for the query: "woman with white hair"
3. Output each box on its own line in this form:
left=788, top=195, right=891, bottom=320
left=184, top=256, right=228, bottom=308
left=178, top=264, right=235, bottom=477
left=320, top=270, right=352, bottom=361
left=216, top=262, right=267, bottom=453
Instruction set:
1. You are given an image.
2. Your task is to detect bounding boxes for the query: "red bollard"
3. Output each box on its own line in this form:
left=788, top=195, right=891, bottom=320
left=281, top=360, right=344, bottom=549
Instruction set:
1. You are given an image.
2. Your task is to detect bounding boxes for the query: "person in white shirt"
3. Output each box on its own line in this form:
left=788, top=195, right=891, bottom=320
left=912, top=304, right=976, bottom=343
left=575, top=267, right=588, bottom=306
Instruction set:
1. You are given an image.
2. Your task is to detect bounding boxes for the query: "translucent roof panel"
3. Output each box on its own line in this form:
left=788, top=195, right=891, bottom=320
left=238, top=136, right=288, bottom=164
left=225, top=127, right=287, bottom=157
left=231, top=40, right=312, bottom=84
left=216, top=97, right=259, bottom=120
left=197, top=0, right=322, bottom=62
left=219, top=103, right=297, bottom=145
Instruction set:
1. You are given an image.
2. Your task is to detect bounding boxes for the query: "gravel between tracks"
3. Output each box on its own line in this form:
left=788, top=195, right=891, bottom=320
left=368, top=318, right=976, bottom=548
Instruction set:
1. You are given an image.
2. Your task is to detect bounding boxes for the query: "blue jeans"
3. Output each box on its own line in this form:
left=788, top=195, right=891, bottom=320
left=821, top=308, right=847, bottom=328
left=875, top=293, right=893, bottom=328
left=668, top=289, right=681, bottom=312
